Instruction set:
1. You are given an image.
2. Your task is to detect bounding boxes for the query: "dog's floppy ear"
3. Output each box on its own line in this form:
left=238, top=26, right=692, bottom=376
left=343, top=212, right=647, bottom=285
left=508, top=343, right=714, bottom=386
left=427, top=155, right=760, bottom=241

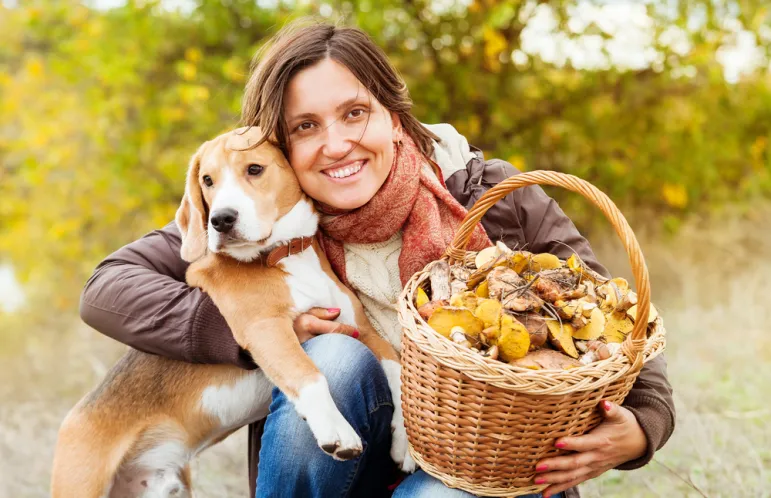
left=175, top=144, right=208, bottom=262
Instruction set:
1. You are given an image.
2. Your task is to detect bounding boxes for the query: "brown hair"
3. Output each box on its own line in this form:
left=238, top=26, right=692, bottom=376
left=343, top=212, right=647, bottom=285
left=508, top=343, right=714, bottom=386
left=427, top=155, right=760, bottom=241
left=240, top=18, right=440, bottom=159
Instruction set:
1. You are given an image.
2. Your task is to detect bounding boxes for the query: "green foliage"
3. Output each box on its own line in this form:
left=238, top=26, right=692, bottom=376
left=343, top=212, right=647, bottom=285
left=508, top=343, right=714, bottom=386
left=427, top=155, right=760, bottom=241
left=2, top=0, right=771, bottom=304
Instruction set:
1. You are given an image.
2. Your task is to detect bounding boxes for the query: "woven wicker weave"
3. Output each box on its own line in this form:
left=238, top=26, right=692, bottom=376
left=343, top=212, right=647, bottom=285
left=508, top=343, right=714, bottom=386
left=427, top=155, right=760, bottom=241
left=397, top=171, right=666, bottom=497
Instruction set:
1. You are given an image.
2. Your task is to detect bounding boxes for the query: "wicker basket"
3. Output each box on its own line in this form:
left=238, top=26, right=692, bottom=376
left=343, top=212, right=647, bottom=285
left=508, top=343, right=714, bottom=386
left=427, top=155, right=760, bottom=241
left=397, top=171, right=666, bottom=497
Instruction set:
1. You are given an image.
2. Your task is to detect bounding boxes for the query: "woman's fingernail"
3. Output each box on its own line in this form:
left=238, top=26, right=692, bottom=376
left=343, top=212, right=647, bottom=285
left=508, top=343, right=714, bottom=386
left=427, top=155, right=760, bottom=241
left=602, top=400, right=612, bottom=411
left=352, top=330, right=360, bottom=339
left=327, top=308, right=341, bottom=313
left=534, top=477, right=546, bottom=484
left=544, top=494, right=552, bottom=498
left=555, top=441, right=566, bottom=449
left=535, top=464, right=548, bottom=472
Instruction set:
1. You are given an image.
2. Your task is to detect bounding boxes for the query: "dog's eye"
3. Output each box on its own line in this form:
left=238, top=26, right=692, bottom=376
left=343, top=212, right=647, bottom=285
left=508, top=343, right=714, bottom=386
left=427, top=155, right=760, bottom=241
left=202, top=175, right=213, bottom=187
left=247, top=164, right=264, bottom=176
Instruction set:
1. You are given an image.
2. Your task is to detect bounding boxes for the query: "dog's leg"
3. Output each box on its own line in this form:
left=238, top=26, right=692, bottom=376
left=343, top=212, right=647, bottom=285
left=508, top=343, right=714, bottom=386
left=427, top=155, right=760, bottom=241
left=106, top=421, right=194, bottom=498
left=238, top=317, right=363, bottom=461
left=51, top=410, right=140, bottom=498
left=356, top=331, right=417, bottom=473
left=323, top=268, right=417, bottom=473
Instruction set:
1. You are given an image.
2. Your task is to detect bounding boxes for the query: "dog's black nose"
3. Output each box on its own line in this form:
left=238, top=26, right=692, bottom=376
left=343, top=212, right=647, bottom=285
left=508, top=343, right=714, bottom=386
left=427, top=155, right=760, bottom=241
left=211, top=208, right=238, bottom=233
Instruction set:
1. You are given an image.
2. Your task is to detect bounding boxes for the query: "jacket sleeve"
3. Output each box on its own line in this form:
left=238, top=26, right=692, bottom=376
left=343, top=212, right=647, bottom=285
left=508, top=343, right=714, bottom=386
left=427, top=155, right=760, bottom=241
left=448, top=155, right=675, bottom=470
left=79, top=221, right=256, bottom=369
left=614, top=354, right=674, bottom=470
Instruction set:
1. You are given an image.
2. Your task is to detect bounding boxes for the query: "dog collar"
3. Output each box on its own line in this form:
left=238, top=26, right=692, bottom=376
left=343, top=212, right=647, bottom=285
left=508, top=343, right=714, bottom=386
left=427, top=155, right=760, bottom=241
left=265, top=236, right=316, bottom=267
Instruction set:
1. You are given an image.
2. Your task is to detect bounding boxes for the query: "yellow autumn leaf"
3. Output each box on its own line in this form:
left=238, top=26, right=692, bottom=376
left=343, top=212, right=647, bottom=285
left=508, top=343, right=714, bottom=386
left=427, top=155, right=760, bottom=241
left=222, top=57, right=246, bottom=83
left=507, top=155, right=526, bottom=171
left=86, top=19, right=104, bottom=37
left=467, top=115, right=481, bottom=137
left=140, top=128, right=158, bottom=145
left=185, top=47, right=203, bottom=63
left=160, top=106, right=186, bottom=122
left=179, top=85, right=210, bottom=104
left=483, top=27, right=506, bottom=73
left=483, top=27, right=507, bottom=59
left=25, top=58, right=44, bottom=79
left=661, top=183, right=688, bottom=209
left=180, top=62, right=197, bottom=81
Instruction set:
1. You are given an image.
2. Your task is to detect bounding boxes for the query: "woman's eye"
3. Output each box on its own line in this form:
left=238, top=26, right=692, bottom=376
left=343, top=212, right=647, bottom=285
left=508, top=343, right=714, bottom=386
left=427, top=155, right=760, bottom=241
left=297, top=122, right=314, bottom=132
left=247, top=164, right=264, bottom=176
left=349, top=109, right=366, bottom=118
left=202, top=175, right=213, bottom=187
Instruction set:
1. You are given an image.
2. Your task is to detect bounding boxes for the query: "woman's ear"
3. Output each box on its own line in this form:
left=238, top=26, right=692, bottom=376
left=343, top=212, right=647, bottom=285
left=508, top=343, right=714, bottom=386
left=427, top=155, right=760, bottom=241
left=175, top=144, right=209, bottom=262
left=391, top=112, right=403, bottom=143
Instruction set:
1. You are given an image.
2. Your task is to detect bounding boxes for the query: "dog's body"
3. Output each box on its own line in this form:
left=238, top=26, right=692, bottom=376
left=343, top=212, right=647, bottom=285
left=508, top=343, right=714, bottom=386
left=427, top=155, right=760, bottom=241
left=51, top=128, right=413, bottom=498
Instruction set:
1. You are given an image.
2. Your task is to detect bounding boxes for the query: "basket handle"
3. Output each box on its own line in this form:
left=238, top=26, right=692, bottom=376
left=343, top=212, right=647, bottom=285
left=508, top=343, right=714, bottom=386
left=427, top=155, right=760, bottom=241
left=444, top=170, right=650, bottom=360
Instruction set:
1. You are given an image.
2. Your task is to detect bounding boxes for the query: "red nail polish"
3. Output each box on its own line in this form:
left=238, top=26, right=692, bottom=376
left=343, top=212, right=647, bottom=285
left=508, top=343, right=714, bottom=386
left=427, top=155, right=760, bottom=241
left=544, top=494, right=552, bottom=498
left=534, top=477, right=546, bottom=484
left=352, top=330, right=360, bottom=339
left=535, top=464, right=548, bottom=472
left=328, top=308, right=341, bottom=313
left=555, top=441, right=566, bottom=449
left=602, top=400, right=612, bottom=411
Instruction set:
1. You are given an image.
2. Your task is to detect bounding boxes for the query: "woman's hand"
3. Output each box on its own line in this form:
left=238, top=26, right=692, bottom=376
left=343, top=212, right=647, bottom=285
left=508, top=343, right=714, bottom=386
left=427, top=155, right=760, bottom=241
left=293, top=307, right=360, bottom=343
left=533, top=400, right=647, bottom=497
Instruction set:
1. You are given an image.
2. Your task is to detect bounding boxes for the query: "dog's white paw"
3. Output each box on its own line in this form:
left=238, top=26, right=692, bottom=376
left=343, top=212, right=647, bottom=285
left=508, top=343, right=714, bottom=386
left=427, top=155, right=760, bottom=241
left=314, top=413, right=363, bottom=461
left=390, top=421, right=417, bottom=473
left=294, top=376, right=363, bottom=461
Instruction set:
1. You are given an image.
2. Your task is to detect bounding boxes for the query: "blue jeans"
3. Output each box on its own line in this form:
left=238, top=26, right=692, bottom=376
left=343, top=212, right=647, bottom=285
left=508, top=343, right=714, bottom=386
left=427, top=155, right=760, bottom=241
left=255, top=334, right=561, bottom=498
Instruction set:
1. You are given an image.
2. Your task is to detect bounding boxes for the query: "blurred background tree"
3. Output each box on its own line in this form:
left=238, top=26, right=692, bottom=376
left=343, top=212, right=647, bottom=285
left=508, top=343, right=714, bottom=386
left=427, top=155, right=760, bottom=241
left=3, top=3, right=771, bottom=496
left=2, top=0, right=771, bottom=307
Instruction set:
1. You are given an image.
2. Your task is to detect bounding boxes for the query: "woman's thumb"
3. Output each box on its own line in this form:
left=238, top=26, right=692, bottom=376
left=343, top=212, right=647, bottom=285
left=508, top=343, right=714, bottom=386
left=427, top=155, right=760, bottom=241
left=301, top=308, right=359, bottom=339
left=306, top=307, right=341, bottom=320
left=600, top=400, right=622, bottom=421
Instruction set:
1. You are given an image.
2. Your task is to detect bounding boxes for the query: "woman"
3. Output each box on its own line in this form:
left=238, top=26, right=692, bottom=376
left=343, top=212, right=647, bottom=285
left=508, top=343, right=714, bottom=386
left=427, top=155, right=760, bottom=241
left=80, top=19, right=674, bottom=498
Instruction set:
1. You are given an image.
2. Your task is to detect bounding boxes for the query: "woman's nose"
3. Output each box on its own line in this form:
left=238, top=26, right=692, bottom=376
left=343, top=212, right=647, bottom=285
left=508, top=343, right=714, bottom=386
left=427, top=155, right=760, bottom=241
left=321, top=123, right=355, bottom=159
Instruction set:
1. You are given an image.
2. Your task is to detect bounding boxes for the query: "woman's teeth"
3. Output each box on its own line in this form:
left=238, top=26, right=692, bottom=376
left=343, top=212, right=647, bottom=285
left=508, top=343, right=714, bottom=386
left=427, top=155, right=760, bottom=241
left=326, top=161, right=363, bottom=179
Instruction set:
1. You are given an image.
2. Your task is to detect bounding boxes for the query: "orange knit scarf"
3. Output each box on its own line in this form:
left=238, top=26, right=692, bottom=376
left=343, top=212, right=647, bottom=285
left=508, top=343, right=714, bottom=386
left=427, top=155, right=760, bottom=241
left=316, top=134, right=491, bottom=287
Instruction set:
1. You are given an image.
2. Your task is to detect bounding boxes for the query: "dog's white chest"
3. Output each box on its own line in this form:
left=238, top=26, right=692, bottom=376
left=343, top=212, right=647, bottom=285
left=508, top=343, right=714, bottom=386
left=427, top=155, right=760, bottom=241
left=281, top=249, right=357, bottom=326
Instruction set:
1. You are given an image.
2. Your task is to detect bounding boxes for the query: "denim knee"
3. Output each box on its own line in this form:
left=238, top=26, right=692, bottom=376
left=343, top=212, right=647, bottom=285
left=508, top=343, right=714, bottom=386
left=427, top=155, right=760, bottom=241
left=301, top=334, right=393, bottom=416
left=255, top=334, right=396, bottom=497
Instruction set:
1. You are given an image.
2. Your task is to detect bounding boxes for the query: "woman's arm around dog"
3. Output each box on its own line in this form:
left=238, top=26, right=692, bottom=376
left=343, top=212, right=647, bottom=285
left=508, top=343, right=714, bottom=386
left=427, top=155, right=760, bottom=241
left=80, top=222, right=358, bottom=367
left=79, top=222, right=256, bottom=368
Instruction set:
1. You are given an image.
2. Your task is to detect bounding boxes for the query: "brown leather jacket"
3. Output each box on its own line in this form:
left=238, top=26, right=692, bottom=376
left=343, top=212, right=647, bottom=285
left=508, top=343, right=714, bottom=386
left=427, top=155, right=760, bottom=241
left=80, top=152, right=674, bottom=498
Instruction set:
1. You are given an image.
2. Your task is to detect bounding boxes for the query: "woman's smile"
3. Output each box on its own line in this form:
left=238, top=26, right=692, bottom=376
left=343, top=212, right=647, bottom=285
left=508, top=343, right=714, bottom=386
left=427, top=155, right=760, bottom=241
left=321, top=159, right=367, bottom=181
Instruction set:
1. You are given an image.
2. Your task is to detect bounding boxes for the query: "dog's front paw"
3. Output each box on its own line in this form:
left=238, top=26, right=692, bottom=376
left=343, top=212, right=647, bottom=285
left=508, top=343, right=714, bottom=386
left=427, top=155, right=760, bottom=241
left=295, top=377, right=363, bottom=461
left=390, top=421, right=416, bottom=473
left=316, top=416, right=363, bottom=461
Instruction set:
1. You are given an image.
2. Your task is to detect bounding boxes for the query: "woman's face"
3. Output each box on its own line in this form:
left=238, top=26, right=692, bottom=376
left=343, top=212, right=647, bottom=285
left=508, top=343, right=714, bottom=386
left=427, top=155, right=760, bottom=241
left=283, top=58, right=401, bottom=210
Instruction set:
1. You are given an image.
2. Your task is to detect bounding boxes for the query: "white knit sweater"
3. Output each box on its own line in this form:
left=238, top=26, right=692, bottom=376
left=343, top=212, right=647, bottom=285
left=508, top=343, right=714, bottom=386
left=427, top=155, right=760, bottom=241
left=343, top=123, right=472, bottom=351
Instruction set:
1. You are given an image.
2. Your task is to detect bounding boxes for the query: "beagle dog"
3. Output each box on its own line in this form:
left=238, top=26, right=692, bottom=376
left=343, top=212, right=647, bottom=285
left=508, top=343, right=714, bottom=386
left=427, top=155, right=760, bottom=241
left=51, top=127, right=414, bottom=498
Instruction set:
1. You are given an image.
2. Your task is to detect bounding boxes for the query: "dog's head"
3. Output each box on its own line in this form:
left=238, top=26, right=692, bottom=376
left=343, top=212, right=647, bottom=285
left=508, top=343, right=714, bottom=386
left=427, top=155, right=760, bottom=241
left=175, top=127, right=316, bottom=263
